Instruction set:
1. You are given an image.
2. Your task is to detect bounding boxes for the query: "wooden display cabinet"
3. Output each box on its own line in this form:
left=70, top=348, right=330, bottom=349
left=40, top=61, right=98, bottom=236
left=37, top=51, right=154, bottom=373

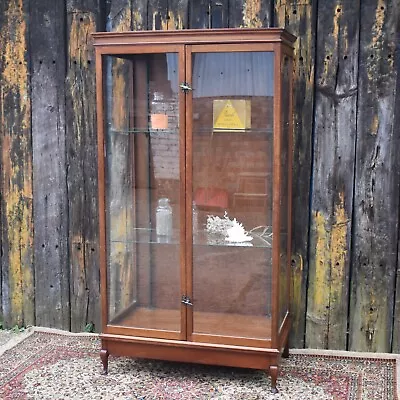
left=92, top=28, right=295, bottom=391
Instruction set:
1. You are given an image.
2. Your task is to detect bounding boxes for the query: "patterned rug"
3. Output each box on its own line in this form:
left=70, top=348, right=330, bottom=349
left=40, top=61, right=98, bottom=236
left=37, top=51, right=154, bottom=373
left=0, top=328, right=398, bottom=399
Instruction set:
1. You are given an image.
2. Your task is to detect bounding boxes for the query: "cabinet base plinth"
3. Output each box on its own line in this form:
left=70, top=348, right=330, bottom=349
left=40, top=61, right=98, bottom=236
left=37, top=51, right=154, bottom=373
left=100, top=334, right=283, bottom=388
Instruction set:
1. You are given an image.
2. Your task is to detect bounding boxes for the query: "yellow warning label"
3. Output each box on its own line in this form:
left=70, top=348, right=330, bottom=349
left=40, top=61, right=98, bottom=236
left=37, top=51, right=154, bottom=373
left=213, top=99, right=251, bottom=131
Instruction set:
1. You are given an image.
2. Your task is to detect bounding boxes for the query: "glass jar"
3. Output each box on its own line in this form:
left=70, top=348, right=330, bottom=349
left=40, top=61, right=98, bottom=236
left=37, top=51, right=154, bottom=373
left=156, top=198, right=172, bottom=236
left=151, top=91, right=167, bottom=115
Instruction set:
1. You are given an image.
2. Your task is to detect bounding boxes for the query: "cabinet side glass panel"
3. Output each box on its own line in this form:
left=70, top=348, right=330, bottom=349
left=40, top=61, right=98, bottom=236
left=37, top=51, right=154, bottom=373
left=191, top=51, right=274, bottom=339
left=279, top=55, right=290, bottom=328
left=104, top=54, right=181, bottom=333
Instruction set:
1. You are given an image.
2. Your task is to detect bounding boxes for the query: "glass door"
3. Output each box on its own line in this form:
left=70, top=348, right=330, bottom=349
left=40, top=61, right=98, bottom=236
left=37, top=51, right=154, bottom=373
left=187, top=46, right=275, bottom=346
left=102, top=48, right=186, bottom=340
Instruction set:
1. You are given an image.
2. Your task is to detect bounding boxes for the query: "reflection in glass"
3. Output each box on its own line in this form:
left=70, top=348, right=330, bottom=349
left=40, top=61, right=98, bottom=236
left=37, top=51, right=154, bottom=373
left=191, top=52, right=274, bottom=340
left=104, top=53, right=181, bottom=333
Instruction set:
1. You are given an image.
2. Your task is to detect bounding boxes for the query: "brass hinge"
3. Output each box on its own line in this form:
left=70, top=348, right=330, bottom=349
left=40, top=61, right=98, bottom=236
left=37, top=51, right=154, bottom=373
left=179, top=82, right=193, bottom=93
left=181, top=295, right=193, bottom=306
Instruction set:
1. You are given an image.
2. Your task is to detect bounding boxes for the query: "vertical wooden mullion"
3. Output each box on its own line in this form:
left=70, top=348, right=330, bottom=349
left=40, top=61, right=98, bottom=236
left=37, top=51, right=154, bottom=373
left=271, top=43, right=282, bottom=348
left=185, top=44, right=194, bottom=341
left=178, top=46, right=187, bottom=340
left=167, top=0, right=189, bottom=341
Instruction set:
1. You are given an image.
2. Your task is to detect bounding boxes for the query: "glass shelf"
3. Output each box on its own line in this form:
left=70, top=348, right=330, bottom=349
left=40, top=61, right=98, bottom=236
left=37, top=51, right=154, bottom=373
left=111, top=228, right=273, bottom=248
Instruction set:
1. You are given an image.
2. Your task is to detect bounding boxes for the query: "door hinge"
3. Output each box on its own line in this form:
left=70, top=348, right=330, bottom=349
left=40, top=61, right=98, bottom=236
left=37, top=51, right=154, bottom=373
left=179, top=82, right=193, bottom=93
left=181, top=295, right=193, bottom=306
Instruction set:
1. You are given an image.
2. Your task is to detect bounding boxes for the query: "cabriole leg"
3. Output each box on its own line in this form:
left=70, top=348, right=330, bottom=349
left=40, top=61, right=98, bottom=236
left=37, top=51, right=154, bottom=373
left=269, top=365, right=279, bottom=393
left=100, top=349, right=109, bottom=375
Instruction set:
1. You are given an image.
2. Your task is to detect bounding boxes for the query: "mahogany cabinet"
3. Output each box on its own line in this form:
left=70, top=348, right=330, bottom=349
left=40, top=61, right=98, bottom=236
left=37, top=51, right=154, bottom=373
left=92, top=28, right=295, bottom=391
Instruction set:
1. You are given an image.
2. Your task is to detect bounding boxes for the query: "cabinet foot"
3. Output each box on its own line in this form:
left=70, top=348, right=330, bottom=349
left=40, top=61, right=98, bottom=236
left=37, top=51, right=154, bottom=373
left=269, top=365, right=279, bottom=393
left=100, top=349, right=109, bottom=375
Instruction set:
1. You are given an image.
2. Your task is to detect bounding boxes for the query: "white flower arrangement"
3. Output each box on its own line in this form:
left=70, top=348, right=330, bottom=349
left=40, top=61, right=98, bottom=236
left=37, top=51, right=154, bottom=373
left=206, top=212, right=234, bottom=235
left=205, top=212, right=274, bottom=247
left=206, top=212, right=253, bottom=244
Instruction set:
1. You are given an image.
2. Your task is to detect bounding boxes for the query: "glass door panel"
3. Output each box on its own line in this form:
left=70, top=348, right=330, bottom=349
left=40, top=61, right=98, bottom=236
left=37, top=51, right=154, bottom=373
left=104, top=53, right=183, bottom=335
left=191, top=51, right=274, bottom=340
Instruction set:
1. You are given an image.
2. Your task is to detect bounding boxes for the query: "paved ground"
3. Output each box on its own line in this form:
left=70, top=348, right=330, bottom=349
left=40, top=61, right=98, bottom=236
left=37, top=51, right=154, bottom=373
left=0, top=328, right=33, bottom=357
left=0, top=330, right=17, bottom=347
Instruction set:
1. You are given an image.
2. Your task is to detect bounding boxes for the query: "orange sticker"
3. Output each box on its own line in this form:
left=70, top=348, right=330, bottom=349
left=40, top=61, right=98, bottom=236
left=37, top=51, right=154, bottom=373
left=151, top=114, right=168, bottom=129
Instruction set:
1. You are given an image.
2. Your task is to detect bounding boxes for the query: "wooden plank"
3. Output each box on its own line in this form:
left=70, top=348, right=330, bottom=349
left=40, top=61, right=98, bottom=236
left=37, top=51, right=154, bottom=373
left=132, top=0, right=148, bottom=30
left=306, top=0, right=359, bottom=349
left=147, top=0, right=168, bottom=30
left=210, top=0, right=228, bottom=28
left=275, top=0, right=316, bottom=348
left=189, top=0, right=210, bottom=29
left=30, top=0, right=69, bottom=329
left=107, top=0, right=134, bottom=319
left=229, top=0, right=272, bottom=28
left=167, top=0, right=189, bottom=29
left=0, top=0, right=34, bottom=328
left=393, top=50, right=400, bottom=354
left=349, top=0, right=399, bottom=352
left=108, top=0, right=132, bottom=31
left=66, top=0, right=101, bottom=332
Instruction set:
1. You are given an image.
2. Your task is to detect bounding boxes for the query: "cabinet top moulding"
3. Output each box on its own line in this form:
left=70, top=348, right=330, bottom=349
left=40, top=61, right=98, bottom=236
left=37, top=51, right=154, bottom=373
left=92, top=28, right=296, bottom=48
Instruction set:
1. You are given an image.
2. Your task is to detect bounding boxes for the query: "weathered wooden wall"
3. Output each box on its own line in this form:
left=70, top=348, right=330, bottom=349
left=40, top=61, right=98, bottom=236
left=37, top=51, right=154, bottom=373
left=0, top=0, right=399, bottom=352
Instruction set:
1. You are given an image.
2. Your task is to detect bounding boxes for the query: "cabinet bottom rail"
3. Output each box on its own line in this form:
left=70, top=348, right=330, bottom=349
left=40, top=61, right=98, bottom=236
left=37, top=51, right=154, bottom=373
left=100, top=335, right=287, bottom=392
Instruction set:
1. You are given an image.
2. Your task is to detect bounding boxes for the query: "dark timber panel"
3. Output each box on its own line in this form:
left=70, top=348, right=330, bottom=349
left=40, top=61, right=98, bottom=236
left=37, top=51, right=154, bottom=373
left=275, top=0, right=316, bottom=348
left=306, top=0, right=359, bottom=350
left=229, top=0, right=272, bottom=28
left=210, top=0, right=228, bottom=28
left=349, top=0, right=399, bottom=352
left=148, top=0, right=168, bottom=30
left=132, top=0, right=148, bottom=30
left=168, top=0, right=189, bottom=29
left=30, top=0, right=70, bottom=329
left=105, top=0, right=136, bottom=325
left=0, top=0, right=34, bottom=328
left=189, top=0, right=210, bottom=28
left=66, top=0, right=102, bottom=331
left=393, top=47, right=400, bottom=354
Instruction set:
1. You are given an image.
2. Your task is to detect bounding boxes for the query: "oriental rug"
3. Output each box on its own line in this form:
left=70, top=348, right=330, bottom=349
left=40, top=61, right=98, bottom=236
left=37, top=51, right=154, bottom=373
left=0, top=328, right=398, bottom=400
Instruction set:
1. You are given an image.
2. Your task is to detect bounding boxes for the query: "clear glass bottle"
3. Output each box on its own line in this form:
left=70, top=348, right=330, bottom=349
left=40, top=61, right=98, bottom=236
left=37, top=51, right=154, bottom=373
left=192, top=201, right=198, bottom=236
left=156, top=198, right=172, bottom=236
